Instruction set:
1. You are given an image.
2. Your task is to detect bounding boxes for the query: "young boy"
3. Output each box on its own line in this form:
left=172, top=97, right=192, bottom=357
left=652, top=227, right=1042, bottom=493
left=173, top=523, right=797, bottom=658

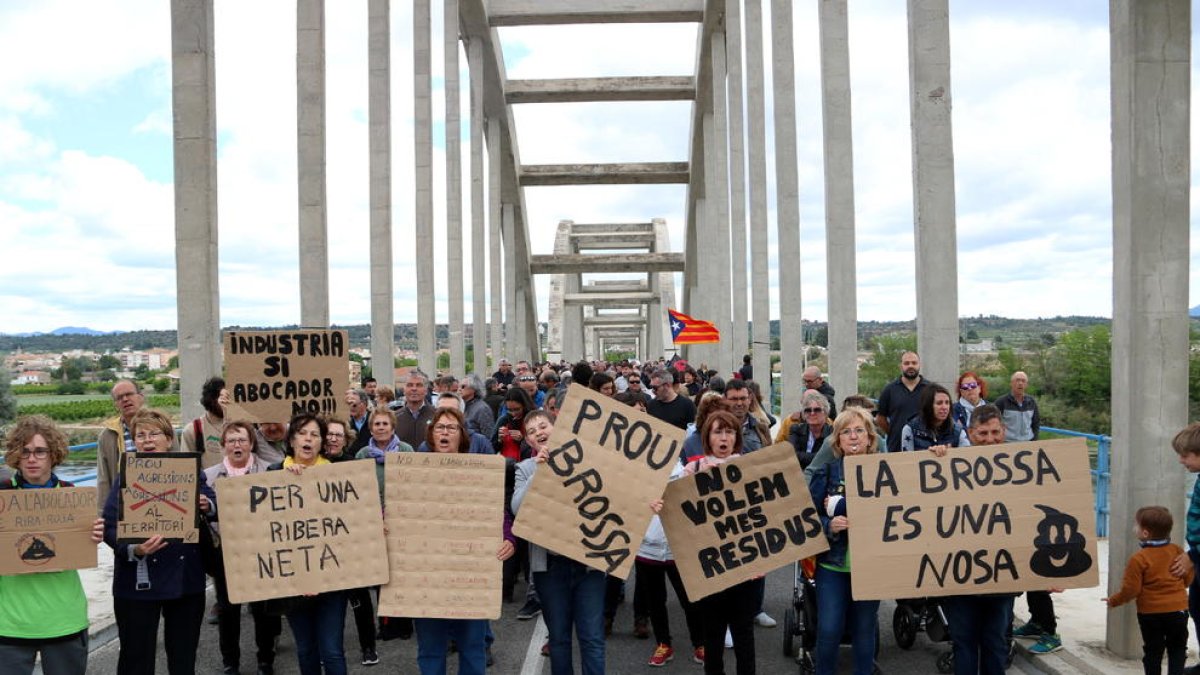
left=1173, top=422, right=1200, bottom=675
left=1105, top=506, right=1191, bottom=675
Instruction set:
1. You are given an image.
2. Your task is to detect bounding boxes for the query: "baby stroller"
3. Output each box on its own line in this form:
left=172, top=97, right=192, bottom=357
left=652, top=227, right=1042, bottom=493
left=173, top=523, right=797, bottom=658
left=892, top=597, right=953, bottom=673
left=782, top=559, right=880, bottom=675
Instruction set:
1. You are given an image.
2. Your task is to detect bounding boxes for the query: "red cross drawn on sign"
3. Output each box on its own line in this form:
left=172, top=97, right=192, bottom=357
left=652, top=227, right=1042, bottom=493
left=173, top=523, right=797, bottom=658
left=130, top=483, right=188, bottom=514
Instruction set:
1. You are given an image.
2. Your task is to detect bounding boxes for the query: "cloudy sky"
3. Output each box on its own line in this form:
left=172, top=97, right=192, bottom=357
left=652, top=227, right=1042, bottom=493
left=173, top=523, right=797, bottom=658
left=0, top=0, right=1195, bottom=335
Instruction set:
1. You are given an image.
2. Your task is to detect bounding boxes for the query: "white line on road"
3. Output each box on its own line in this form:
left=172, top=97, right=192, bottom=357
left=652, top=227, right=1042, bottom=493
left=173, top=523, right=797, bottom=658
left=520, top=617, right=548, bottom=675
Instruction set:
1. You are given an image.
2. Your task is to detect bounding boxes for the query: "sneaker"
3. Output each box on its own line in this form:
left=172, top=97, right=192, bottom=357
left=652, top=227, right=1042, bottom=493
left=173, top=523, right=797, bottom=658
left=1028, top=634, right=1063, bottom=655
left=634, top=616, right=650, bottom=639
left=541, top=641, right=550, bottom=657
left=648, top=644, right=675, bottom=667
left=361, top=649, right=379, bottom=666
left=754, top=611, right=777, bottom=628
left=724, top=627, right=733, bottom=649
left=517, top=599, right=541, bottom=621
left=1012, top=621, right=1044, bottom=639
left=692, top=646, right=705, bottom=664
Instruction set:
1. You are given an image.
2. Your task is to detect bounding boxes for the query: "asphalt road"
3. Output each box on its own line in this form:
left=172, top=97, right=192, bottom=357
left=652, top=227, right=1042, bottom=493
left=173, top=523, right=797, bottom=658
left=86, top=566, right=1038, bottom=674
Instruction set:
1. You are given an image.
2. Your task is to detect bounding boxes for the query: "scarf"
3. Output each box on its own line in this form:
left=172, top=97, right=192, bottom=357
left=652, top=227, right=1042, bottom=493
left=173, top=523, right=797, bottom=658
left=283, top=455, right=330, bottom=469
left=367, top=434, right=401, bottom=464
left=223, top=457, right=253, bottom=477
left=15, top=472, right=60, bottom=489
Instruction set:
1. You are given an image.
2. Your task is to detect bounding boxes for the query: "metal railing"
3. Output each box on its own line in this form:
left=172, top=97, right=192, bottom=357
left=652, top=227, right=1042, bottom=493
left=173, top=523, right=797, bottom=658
left=1041, top=426, right=1110, bottom=537
left=66, top=441, right=98, bottom=484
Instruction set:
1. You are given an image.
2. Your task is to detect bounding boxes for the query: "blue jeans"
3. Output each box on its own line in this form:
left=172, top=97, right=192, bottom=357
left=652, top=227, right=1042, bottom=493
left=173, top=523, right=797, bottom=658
left=287, top=591, right=348, bottom=675
left=942, top=594, right=1013, bottom=675
left=414, top=618, right=487, bottom=675
left=535, top=554, right=606, bottom=675
left=814, top=566, right=878, bottom=675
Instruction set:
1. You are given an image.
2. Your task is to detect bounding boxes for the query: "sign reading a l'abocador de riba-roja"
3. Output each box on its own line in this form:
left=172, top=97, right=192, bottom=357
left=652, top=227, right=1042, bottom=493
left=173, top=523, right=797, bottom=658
left=512, top=384, right=685, bottom=578
left=223, top=329, right=350, bottom=423
left=845, top=437, right=1099, bottom=600
left=0, top=487, right=98, bottom=575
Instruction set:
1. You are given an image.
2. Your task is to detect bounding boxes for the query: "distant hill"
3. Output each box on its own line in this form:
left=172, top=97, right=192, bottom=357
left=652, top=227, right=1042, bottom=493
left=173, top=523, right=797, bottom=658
left=1191, top=305, right=1200, bottom=318
left=50, top=326, right=113, bottom=336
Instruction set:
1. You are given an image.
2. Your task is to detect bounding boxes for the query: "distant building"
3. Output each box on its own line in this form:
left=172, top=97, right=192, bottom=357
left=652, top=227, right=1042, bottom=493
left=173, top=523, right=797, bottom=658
left=10, top=370, right=51, bottom=385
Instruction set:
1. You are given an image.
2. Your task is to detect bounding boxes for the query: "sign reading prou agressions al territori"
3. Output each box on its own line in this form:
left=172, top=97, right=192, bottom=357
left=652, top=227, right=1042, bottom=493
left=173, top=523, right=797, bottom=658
left=224, top=329, right=349, bottom=423
left=512, top=384, right=685, bottom=577
left=845, top=438, right=1099, bottom=600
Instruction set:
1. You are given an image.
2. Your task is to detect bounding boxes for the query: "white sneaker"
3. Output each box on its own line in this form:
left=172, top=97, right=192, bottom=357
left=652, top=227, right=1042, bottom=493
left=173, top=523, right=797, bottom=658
left=725, top=627, right=733, bottom=649
left=754, top=611, right=777, bottom=628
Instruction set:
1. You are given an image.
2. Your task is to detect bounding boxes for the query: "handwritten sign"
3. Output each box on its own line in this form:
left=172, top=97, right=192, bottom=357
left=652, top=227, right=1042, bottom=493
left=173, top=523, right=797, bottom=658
left=224, top=329, right=350, bottom=423
left=118, top=453, right=200, bottom=544
left=512, top=384, right=685, bottom=577
left=378, top=453, right=506, bottom=619
left=845, top=438, right=1099, bottom=600
left=660, top=443, right=828, bottom=600
left=215, top=461, right=389, bottom=604
left=0, top=487, right=97, bottom=574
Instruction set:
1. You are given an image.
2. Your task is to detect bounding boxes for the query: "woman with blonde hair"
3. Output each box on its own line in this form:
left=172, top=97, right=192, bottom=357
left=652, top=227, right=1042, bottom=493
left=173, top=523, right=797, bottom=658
left=807, top=407, right=881, bottom=675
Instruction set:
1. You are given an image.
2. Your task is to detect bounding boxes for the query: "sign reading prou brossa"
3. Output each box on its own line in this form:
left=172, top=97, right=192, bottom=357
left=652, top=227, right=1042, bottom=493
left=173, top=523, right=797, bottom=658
left=845, top=438, right=1099, bottom=600
left=224, top=329, right=349, bottom=423
left=512, top=385, right=685, bottom=577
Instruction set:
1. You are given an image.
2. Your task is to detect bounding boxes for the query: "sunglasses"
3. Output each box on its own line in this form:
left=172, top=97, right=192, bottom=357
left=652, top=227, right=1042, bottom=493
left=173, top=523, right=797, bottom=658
left=802, top=407, right=824, bottom=414
left=960, top=382, right=979, bottom=391
left=519, top=376, right=536, bottom=382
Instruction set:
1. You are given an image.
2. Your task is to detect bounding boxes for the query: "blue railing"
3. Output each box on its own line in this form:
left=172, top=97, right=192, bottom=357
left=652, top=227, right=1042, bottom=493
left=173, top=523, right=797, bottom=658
left=1041, top=426, right=1110, bottom=538
left=67, top=441, right=98, bottom=484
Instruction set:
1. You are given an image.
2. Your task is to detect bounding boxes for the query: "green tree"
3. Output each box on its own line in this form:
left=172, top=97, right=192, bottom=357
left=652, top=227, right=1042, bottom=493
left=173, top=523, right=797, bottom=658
left=858, top=334, right=917, bottom=398
left=97, top=354, right=121, bottom=370
left=0, top=371, right=17, bottom=424
left=1053, top=325, right=1111, bottom=407
left=153, top=377, right=172, bottom=393
left=168, top=355, right=180, bottom=370
left=966, top=329, right=979, bottom=340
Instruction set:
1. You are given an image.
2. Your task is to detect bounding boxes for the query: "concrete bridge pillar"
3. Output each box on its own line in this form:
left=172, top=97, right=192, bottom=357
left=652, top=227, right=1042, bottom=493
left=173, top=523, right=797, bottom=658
left=744, top=0, right=771, bottom=369
left=171, top=0, right=221, bottom=421
left=907, top=0, right=959, bottom=389
left=469, top=38, right=487, bottom=375
left=819, top=0, right=859, bottom=399
left=414, top=0, right=436, bottom=374
left=1107, top=0, right=1191, bottom=657
left=368, top=0, right=394, bottom=388
left=725, top=0, right=749, bottom=371
left=444, top=0, right=465, bottom=376
left=298, top=0, right=329, bottom=327
left=488, top=117, right=504, bottom=363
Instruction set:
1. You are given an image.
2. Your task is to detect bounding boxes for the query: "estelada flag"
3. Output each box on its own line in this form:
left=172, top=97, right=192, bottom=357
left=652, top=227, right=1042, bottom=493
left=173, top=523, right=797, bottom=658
left=668, top=309, right=720, bottom=344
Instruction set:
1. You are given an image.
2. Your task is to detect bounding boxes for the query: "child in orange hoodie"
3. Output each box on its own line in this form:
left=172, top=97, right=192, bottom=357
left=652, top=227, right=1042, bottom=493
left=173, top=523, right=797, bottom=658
left=1105, top=506, right=1193, bottom=675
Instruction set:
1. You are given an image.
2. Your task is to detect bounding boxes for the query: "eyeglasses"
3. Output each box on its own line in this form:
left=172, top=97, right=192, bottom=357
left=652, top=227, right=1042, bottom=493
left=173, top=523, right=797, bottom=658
left=134, top=430, right=165, bottom=442
left=960, top=382, right=979, bottom=391
left=19, top=448, right=50, bottom=459
left=433, top=424, right=461, bottom=433
left=519, top=376, right=536, bottom=382
left=326, top=432, right=345, bottom=439
left=224, top=437, right=252, bottom=446
left=839, top=427, right=867, bottom=437
left=802, top=407, right=824, bottom=414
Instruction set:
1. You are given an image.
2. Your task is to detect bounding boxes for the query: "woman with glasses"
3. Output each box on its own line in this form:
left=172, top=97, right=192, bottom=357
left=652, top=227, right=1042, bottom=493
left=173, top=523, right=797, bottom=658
left=411, top=408, right=515, bottom=675
left=0, top=415, right=105, bottom=675
left=786, top=390, right=833, bottom=468
left=807, top=408, right=882, bottom=675
left=952, top=371, right=988, bottom=430
left=900, top=383, right=969, bottom=453
left=104, top=409, right=216, bottom=675
left=203, top=421, right=281, bottom=675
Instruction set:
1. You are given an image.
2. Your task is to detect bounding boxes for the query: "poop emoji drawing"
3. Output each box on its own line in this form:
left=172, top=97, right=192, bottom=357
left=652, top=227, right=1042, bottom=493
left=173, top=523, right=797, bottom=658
left=17, top=533, right=56, bottom=566
left=1028, top=504, right=1092, bottom=578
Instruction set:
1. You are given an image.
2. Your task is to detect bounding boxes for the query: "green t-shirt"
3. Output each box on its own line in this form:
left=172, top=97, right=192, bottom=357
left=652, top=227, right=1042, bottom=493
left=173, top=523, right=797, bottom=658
left=0, top=570, right=88, bottom=639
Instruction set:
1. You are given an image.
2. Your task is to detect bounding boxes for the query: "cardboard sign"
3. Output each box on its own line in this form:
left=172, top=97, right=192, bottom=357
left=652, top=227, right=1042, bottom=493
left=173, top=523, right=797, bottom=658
left=845, top=438, right=1099, bottom=600
left=660, top=443, right=829, bottom=601
left=512, top=384, right=685, bottom=577
left=0, top=487, right=97, bottom=574
left=378, top=453, right=507, bottom=619
left=118, top=453, right=200, bottom=544
left=215, top=460, right=389, bottom=604
left=224, top=329, right=350, bottom=423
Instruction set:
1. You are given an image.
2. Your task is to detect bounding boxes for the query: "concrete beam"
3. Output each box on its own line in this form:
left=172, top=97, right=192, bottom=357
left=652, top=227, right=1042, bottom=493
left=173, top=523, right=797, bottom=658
left=570, top=223, right=655, bottom=234
left=414, top=0, right=436, bottom=373
left=445, top=0, right=465, bottom=376
left=571, top=232, right=656, bottom=249
left=584, top=316, right=648, bottom=327
left=530, top=253, right=686, bottom=274
left=172, top=0, right=221, bottom=420
left=506, top=76, right=695, bottom=103
left=297, top=0, right=329, bottom=327
left=582, top=282, right=650, bottom=292
left=521, top=162, right=689, bottom=186
left=772, top=0, right=803, bottom=416
left=469, top=37, right=487, bottom=375
left=745, top=0, right=771, bottom=366
left=488, top=0, right=704, bottom=26
left=564, top=292, right=656, bottom=305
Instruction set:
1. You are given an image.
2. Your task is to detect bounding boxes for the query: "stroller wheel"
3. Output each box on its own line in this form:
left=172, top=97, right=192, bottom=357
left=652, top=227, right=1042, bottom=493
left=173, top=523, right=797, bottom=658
left=936, top=650, right=954, bottom=674
left=893, top=604, right=918, bottom=650
left=783, top=607, right=797, bottom=658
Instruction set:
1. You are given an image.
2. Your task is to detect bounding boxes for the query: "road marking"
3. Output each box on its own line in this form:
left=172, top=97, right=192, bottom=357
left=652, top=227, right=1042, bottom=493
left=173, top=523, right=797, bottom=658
left=519, top=616, right=548, bottom=675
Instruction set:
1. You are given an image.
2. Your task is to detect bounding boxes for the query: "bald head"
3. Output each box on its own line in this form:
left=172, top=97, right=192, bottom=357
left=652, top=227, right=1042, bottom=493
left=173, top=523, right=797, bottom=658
left=802, top=367, right=824, bottom=389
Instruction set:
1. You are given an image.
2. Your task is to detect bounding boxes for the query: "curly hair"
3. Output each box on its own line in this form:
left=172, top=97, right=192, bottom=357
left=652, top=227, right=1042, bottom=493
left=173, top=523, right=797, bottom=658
left=4, top=414, right=69, bottom=470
